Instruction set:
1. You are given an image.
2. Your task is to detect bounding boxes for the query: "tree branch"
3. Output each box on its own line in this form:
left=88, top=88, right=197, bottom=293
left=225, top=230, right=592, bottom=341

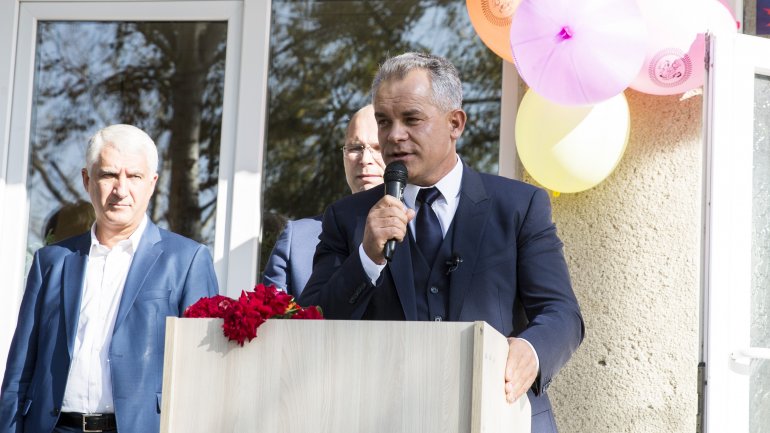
left=30, top=154, right=71, bottom=205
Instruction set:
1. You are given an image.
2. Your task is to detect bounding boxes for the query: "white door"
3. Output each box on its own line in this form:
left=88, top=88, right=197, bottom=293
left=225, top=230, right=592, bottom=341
left=704, top=31, right=770, bottom=433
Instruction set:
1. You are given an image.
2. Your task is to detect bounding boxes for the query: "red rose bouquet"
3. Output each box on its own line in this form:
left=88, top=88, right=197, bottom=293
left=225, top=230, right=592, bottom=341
left=183, top=283, right=323, bottom=346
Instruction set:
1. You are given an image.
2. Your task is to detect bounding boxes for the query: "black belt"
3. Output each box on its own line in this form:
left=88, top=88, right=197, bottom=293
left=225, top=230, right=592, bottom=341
left=57, top=412, right=117, bottom=432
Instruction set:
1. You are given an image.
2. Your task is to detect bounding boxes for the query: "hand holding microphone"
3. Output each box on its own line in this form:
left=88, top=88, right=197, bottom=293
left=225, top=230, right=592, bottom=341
left=361, top=161, right=413, bottom=264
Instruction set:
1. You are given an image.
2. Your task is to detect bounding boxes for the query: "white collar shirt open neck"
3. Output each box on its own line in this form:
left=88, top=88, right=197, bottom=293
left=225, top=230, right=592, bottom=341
left=61, top=215, right=148, bottom=414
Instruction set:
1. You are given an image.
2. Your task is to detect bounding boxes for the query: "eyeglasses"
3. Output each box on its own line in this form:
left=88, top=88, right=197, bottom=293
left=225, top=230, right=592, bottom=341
left=341, top=144, right=382, bottom=160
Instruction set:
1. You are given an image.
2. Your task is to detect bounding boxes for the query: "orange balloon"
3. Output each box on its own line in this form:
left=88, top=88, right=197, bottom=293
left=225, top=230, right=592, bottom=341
left=466, top=0, right=522, bottom=63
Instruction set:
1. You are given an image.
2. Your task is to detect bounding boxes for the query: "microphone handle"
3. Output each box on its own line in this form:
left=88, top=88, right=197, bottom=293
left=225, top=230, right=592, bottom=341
left=384, top=239, right=397, bottom=261
left=383, top=180, right=405, bottom=261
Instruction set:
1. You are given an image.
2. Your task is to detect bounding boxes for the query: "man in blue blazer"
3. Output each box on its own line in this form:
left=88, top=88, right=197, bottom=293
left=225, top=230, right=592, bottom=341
left=263, top=105, right=384, bottom=297
left=299, top=53, right=584, bottom=433
left=0, top=124, right=218, bottom=433
left=262, top=216, right=323, bottom=298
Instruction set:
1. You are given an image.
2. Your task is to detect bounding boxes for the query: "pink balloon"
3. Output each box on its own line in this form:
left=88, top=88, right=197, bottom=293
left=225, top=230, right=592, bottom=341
left=509, top=0, right=647, bottom=106
left=630, top=0, right=736, bottom=96
left=710, top=0, right=739, bottom=33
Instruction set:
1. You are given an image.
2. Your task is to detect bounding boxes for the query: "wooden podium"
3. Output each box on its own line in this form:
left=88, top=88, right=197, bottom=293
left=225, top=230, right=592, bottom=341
left=160, top=318, right=531, bottom=433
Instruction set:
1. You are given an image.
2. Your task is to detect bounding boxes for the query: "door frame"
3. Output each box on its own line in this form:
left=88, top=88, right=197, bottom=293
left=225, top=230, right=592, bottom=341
left=703, top=30, right=770, bottom=433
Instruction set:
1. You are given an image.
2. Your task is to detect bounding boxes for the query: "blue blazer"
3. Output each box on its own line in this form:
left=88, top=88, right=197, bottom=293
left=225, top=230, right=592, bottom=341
left=0, top=221, right=218, bottom=433
left=262, top=216, right=322, bottom=298
left=299, top=164, right=584, bottom=433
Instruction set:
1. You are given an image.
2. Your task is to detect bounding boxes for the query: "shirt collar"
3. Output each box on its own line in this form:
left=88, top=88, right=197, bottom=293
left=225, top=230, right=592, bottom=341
left=89, top=214, right=149, bottom=253
left=404, top=157, right=463, bottom=210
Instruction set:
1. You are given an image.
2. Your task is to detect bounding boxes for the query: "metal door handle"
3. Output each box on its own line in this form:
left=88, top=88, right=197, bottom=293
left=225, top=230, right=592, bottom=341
left=730, top=347, right=770, bottom=361
left=728, top=347, right=770, bottom=374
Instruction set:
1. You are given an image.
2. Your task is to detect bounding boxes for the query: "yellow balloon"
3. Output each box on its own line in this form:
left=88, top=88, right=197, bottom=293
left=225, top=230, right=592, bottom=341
left=515, top=89, right=630, bottom=193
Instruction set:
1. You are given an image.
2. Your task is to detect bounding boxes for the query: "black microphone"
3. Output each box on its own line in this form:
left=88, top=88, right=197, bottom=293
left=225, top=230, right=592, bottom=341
left=383, top=161, right=408, bottom=261
left=445, top=254, right=463, bottom=275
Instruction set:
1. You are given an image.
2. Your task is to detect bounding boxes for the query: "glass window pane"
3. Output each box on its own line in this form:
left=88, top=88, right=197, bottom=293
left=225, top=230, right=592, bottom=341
left=261, top=0, right=502, bottom=275
left=751, top=73, right=770, bottom=433
left=26, top=21, right=227, bottom=259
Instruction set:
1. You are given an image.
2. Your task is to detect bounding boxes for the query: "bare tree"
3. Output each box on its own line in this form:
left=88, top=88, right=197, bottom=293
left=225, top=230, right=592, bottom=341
left=259, top=0, right=503, bottom=271
left=28, top=21, right=226, bottom=248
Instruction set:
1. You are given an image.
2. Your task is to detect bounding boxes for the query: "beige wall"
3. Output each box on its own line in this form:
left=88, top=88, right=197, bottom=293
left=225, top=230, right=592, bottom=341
left=529, top=89, right=703, bottom=433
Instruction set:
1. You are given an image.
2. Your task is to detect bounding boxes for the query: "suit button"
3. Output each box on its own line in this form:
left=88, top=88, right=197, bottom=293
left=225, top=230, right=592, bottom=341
left=430, top=286, right=438, bottom=294
left=434, top=316, right=443, bottom=321
left=52, top=408, right=60, bottom=415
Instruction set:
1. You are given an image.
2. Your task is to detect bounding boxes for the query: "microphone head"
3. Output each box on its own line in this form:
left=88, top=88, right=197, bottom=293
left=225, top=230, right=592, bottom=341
left=384, top=161, right=408, bottom=184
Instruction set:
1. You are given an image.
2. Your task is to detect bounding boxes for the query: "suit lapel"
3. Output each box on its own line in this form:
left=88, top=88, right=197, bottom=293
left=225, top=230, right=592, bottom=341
left=448, top=165, right=490, bottom=320
left=62, top=234, right=91, bottom=356
left=113, top=221, right=162, bottom=333
left=388, top=230, right=417, bottom=320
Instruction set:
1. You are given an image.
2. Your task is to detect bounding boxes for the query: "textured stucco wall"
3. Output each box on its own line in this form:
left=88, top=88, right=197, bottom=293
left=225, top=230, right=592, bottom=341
left=527, top=89, right=703, bottom=433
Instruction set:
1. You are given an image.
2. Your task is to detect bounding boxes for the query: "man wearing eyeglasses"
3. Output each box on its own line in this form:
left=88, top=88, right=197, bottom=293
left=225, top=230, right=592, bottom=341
left=340, top=105, right=386, bottom=193
left=263, top=105, right=385, bottom=297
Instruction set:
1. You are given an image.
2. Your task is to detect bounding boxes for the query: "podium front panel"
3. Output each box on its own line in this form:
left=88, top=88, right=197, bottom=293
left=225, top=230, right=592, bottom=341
left=162, top=319, right=479, bottom=433
left=161, top=318, right=530, bottom=432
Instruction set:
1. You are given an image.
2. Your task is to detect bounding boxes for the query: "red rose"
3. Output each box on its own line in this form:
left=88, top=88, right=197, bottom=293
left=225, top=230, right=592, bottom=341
left=183, top=295, right=235, bottom=318
left=242, top=284, right=293, bottom=317
left=222, top=301, right=267, bottom=346
left=291, top=306, right=323, bottom=320
left=182, top=284, right=322, bottom=346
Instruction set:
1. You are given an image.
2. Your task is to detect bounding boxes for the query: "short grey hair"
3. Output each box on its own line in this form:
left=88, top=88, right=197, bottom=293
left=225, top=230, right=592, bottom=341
left=370, top=52, right=463, bottom=112
left=85, top=124, right=158, bottom=175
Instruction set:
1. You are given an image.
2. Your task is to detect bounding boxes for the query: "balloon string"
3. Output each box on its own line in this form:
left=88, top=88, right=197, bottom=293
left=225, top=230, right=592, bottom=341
left=557, top=26, right=573, bottom=41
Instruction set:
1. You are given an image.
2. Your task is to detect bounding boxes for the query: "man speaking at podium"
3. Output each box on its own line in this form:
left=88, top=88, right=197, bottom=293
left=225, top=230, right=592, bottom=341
left=299, top=52, right=584, bottom=433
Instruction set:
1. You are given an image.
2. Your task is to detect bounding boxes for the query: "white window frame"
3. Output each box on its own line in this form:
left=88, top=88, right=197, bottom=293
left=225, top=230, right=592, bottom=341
left=0, top=0, right=271, bottom=379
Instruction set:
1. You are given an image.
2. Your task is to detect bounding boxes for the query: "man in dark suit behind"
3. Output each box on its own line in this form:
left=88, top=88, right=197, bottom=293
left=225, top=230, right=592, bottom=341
left=263, top=104, right=385, bottom=297
left=0, top=124, right=219, bottom=433
left=299, top=53, right=584, bottom=433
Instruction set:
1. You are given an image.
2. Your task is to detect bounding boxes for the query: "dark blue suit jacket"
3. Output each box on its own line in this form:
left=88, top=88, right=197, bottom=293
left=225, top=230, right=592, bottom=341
left=262, top=216, right=323, bottom=298
left=299, top=164, right=584, bottom=433
left=0, top=221, right=218, bottom=433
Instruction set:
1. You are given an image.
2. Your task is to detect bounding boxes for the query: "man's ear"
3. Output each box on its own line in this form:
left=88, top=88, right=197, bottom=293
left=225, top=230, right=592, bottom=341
left=81, top=168, right=89, bottom=192
left=448, top=109, right=467, bottom=139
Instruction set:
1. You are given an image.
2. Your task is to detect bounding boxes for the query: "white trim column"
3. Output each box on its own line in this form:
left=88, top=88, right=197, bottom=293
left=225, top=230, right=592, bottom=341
left=0, top=0, right=21, bottom=390
left=223, top=0, right=271, bottom=296
left=498, top=61, right=521, bottom=180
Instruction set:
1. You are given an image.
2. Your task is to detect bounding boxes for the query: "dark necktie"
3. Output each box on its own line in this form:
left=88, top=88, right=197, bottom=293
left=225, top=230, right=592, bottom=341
left=415, top=187, right=443, bottom=265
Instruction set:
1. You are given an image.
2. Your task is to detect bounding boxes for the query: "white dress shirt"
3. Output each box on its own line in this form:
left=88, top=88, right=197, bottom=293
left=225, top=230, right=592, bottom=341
left=61, top=216, right=148, bottom=414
